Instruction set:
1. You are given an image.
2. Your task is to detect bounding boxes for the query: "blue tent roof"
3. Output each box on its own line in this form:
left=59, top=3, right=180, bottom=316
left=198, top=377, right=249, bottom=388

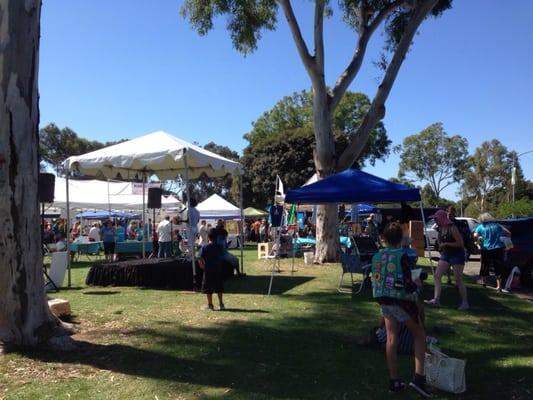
left=75, top=210, right=141, bottom=220
left=285, top=169, right=420, bottom=204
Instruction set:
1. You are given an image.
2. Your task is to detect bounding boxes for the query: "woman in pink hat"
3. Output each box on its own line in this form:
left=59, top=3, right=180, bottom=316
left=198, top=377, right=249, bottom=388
left=426, top=210, right=469, bottom=310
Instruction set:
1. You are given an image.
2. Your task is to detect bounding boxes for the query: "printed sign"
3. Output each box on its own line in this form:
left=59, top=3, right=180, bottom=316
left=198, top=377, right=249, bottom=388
left=131, top=182, right=160, bottom=195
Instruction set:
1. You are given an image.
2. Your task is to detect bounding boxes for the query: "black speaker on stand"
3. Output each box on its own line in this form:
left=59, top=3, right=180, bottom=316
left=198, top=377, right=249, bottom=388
left=147, top=187, right=162, bottom=257
left=39, top=173, right=58, bottom=291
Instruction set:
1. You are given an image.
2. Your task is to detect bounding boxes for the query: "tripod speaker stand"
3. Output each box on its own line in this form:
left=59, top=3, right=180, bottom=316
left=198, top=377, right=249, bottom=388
left=39, top=173, right=59, bottom=291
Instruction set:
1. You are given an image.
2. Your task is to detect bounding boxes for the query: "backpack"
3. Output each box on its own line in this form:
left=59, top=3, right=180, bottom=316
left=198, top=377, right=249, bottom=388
left=453, top=219, right=473, bottom=251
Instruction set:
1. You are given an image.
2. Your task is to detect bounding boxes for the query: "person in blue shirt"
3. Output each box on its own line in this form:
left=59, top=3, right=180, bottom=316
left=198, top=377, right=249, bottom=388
left=474, top=213, right=511, bottom=292
left=100, top=220, right=116, bottom=262
left=115, top=222, right=126, bottom=242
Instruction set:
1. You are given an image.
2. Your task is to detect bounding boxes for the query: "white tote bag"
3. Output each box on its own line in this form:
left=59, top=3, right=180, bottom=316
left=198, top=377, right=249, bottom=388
left=425, top=346, right=466, bottom=394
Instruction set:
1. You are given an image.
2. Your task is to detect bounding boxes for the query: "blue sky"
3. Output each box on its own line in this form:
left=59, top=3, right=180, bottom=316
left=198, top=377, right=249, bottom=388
left=39, top=0, right=532, bottom=199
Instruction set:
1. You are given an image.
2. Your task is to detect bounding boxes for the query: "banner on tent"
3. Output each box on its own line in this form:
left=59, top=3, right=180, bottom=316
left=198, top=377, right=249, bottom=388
left=226, top=220, right=239, bottom=235
left=131, top=182, right=161, bottom=195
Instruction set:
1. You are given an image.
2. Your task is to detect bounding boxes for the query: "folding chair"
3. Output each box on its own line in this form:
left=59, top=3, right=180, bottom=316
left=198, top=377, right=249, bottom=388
left=338, top=240, right=371, bottom=294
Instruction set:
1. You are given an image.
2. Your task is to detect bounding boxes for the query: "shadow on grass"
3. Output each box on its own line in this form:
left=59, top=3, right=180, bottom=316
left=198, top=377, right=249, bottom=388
left=23, top=280, right=533, bottom=399
left=220, top=308, right=269, bottom=314
left=82, top=290, right=121, bottom=296
left=224, top=275, right=314, bottom=295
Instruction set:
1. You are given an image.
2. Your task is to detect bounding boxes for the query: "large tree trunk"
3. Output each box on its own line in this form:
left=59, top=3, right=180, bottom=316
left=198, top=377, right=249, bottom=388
left=0, top=0, right=65, bottom=348
left=312, top=88, right=340, bottom=263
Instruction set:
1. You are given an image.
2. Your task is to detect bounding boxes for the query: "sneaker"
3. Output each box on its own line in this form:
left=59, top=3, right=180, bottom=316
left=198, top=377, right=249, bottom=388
left=201, top=304, right=214, bottom=311
left=501, top=288, right=510, bottom=294
left=219, top=303, right=226, bottom=311
left=409, top=380, right=432, bottom=398
left=424, top=298, right=440, bottom=307
left=389, top=380, right=406, bottom=393
left=457, top=303, right=469, bottom=311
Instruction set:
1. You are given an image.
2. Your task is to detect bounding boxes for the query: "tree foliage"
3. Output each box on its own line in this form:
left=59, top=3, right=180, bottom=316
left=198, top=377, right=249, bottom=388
left=397, top=122, right=469, bottom=199
left=243, top=91, right=391, bottom=207
left=462, top=140, right=515, bottom=212
left=39, top=123, right=126, bottom=174
left=190, top=142, right=240, bottom=203
left=494, top=198, right=533, bottom=219
left=246, top=90, right=391, bottom=167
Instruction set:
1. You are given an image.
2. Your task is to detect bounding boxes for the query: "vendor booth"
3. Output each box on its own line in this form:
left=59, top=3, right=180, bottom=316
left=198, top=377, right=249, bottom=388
left=196, top=193, right=242, bottom=248
left=283, top=168, right=430, bottom=292
left=62, top=130, right=244, bottom=287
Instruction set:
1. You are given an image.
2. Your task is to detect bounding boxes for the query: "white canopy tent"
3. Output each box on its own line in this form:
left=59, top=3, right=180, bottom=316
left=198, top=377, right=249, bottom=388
left=62, top=130, right=244, bottom=287
left=52, top=177, right=182, bottom=211
left=196, top=194, right=241, bottom=220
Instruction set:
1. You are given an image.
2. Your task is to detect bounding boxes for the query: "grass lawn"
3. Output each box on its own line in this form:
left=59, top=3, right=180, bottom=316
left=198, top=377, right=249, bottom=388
left=1, top=246, right=532, bottom=399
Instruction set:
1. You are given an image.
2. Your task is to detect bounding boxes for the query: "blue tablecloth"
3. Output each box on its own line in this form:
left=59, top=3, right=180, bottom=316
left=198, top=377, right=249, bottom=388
left=69, top=241, right=103, bottom=254
left=293, top=236, right=352, bottom=249
left=115, top=241, right=153, bottom=254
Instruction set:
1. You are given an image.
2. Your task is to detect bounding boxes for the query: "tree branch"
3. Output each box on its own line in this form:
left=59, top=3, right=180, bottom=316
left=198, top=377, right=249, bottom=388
left=329, top=0, right=405, bottom=112
left=337, top=0, right=439, bottom=171
left=314, top=0, right=325, bottom=75
left=279, top=0, right=318, bottom=82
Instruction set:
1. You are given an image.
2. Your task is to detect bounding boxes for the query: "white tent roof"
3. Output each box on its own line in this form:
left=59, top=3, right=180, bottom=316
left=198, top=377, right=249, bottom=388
left=304, top=173, right=318, bottom=186
left=196, top=194, right=241, bottom=219
left=52, top=177, right=182, bottom=211
left=63, top=130, right=243, bottom=180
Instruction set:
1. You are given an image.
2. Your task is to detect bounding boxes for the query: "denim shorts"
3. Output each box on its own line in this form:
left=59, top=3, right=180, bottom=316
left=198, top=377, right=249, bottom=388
left=440, top=249, right=465, bottom=266
left=380, top=305, right=412, bottom=323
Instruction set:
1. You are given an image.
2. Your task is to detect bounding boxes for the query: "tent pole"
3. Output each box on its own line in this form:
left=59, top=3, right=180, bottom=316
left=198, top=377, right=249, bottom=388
left=107, top=179, right=111, bottom=212
left=419, top=201, right=434, bottom=275
left=66, top=172, right=71, bottom=288
left=183, top=153, right=196, bottom=281
left=239, top=173, right=244, bottom=275
left=291, top=204, right=298, bottom=275
left=142, top=174, right=146, bottom=258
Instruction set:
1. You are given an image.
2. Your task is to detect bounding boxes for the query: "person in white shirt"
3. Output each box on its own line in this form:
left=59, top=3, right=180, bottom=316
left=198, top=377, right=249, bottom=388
left=88, top=223, right=101, bottom=242
left=157, top=216, right=172, bottom=258
left=198, top=220, right=208, bottom=246
left=180, top=198, right=200, bottom=241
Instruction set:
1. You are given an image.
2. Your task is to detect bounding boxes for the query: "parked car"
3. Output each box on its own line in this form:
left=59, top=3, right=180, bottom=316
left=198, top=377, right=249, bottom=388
left=424, top=217, right=479, bottom=260
left=494, top=217, right=533, bottom=288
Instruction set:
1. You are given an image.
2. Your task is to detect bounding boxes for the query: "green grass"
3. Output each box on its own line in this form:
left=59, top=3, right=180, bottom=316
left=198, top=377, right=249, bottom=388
left=1, top=247, right=532, bottom=399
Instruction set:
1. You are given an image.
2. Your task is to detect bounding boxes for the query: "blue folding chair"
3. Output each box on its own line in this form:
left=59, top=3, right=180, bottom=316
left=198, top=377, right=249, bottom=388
left=338, top=239, right=371, bottom=294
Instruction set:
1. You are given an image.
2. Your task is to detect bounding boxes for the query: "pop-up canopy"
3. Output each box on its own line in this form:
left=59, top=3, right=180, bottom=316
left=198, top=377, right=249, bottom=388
left=244, top=207, right=268, bottom=217
left=63, top=130, right=243, bottom=180
left=285, top=168, right=421, bottom=204
left=75, top=210, right=141, bottom=220
left=61, top=130, right=245, bottom=286
left=53, top=177, right=181, bottom=211
left=196, top=194, right=240, bottom=220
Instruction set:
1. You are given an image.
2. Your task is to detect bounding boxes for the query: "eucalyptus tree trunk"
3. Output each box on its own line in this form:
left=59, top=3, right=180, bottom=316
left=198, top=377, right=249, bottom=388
left=0, top=0, right=67, bottom=349
left=312, top=88, right=340, bottom=263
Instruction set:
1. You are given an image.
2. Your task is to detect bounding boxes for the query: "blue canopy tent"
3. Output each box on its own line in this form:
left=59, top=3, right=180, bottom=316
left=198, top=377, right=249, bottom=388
left=285, top=168, right=421, bottom=204
left=284, top=169, right=432, bottom=275
left=75, top=210, right=141, bottom=220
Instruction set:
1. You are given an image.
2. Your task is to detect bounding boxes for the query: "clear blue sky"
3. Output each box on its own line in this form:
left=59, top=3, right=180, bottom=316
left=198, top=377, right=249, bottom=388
left=39, top=0, right=532, bottom=199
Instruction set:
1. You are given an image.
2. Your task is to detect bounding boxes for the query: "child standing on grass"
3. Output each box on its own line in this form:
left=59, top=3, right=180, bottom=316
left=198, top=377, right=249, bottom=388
left=370, top=222, right=431, bottom=397
left=198, top=228, right=225, bottom=311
